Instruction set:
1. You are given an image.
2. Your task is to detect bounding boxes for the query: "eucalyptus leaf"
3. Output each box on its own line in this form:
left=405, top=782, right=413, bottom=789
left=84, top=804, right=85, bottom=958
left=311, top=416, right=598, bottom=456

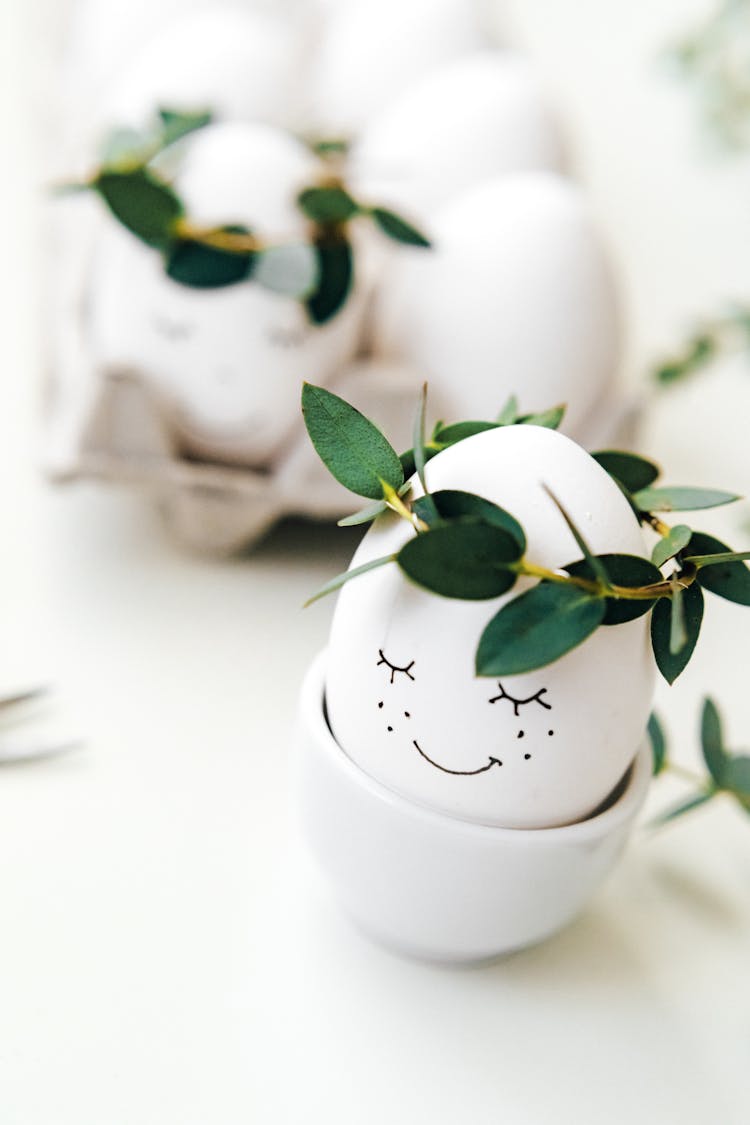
left=648, top=712, right=668, bottom=776
left=669, top=583, right=688, bottom=654
left=398, top=522, right=519, bottom=600
left=543, top=485, right=611, bottom=589
left=412, top=384, right=428, bottom=493
left=305, top=238, right=353, bottom=324
left=516, top=404, right=566, bottom=430
left=301, top=383, right=404, bottom=500
left=165, top=237, right=253, bottom=288
left=158, top=107, right=212, bottom=146
left=254, top=243, right=320, bottom=298
left=700, top=697, right=727, bottom=785
left=650, top=792, right=714, bottom=827
left=683, top=531, right=750, bottom=604
left=411, top=490, right=526, bottom=553
left=432, top=420, right=499, bottom=444
left=650, top=582, right=704, bottom=683
left=399, top=445, right=440, bottom=480
left=298, top=186, right=359, bottom=224
left=337, top=499, right=388, bottom=527
left=651, top=524, right=693, bottom=568
left=496, top=395, right=519, bottom=425
left=370, top=207, right=431, bottom=247
left=592, top=451, right=661, bottom=492
left=725, top=756, right=750, bottom=801
left=634, top=486, right=740, bottom=511
left=96, top=168, right=183, bottom=248
left=476, top=583, right=605, bottom=676
left=565, top=554, right=662, bottom=624
left=304, top=552, right=396, bottom=607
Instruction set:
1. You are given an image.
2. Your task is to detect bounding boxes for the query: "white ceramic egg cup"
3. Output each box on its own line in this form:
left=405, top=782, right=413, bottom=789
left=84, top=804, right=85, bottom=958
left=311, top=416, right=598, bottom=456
left=297, top=650, right=651, bottom=963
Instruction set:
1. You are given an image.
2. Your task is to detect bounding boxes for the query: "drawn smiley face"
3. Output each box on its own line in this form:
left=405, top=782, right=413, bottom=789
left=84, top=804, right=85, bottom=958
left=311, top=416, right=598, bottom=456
left=375, top=648, right=554, bottom=777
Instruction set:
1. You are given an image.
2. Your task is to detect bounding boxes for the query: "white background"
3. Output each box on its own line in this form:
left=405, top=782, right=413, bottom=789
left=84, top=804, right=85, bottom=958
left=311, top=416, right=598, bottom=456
left=0, top=2, right=749, bottom=1122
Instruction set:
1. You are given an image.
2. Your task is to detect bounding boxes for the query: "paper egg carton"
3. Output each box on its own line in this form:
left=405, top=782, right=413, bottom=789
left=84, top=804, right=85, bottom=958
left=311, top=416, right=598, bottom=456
left=44, top=0, right=641, bottom=554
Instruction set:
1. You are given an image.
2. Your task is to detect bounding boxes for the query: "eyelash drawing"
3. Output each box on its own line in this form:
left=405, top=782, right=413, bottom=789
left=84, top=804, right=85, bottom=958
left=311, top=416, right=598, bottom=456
left=377, top=649, right=415, bottom=684
left=489, top=682, right=551, bottom=716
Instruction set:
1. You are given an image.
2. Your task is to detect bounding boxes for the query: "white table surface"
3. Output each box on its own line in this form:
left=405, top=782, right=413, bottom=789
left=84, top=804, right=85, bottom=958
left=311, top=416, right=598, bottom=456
left=1, top=2, right=750, bottom=1122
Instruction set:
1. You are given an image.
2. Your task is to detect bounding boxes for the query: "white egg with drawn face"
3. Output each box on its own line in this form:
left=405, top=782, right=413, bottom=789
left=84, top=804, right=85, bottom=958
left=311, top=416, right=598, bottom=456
left=87, top=122, right=368, bottom=466
left=325, top=424, right=655, bottom=829
left=349, top=50, right=563, bottom=218
left=372, top=172, right=621, bottom=440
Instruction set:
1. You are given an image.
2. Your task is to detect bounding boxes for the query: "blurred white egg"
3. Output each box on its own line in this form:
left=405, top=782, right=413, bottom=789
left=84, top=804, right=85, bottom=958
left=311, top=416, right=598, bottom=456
left=87, top=122, right=368, bottom=466
left=309, top=0, right=487, bottom=136
left=373, top=172, right=621, bottom=438
left=326, top=424, right=654, bottom=829
left=349, top=50, right=563, bottom=217
left=88, top=6, right=304, bottom=147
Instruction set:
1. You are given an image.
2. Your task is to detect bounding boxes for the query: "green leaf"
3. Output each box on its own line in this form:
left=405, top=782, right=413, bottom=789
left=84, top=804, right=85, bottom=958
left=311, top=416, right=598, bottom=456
left=305, top=238, right=353, bottom=324
left=304, top=552, right=396, bottom=607
left=669, top=584, right=688, bottom=654
left=398, top=522, right=519, bottom=600
left=651, top=524, right=693, bottom=568
left=648, top=712, right=667, bottom=776
left=158, top=107, right=212, bottom=147
left=412, top=384, right=428, bottom=493
left=516, top=404, right=566, bottom=430
left=301, top=383, right=404, bottom=500
left=650, top=582, right=704, bottom=683
left=650, top=792, right=714, bottom=827
left=496, top=395, right=519, bottom=425
left=298, top=186, right=359, bottom=224
left=683, top=531, right=750, bottom=604
left=700, top=697, right=727, bottom=786
left=725, top=756, right=750, bottom=801
left=432, top=420, right=499, bottom=444
left=99, top=126, right=151, bottom=170
left=412, top=489, right=526, bottom=553
left=592, top=451, right=660, bottom=492
left=370, top=207, right=431, bottom=247
left=634, top=486, right=741, bottom=512
left=253, top=243, right=320, bottom=298
left=687, top=550, right=750, bottom=566
left=308, top=137, right=350, bottom=157
left=543, top=484, right=611, bottom=590
left=565, top=554, right=662, bottom=624
left=165, top=237, right=253, bottom=288
left=95, top=168, right=183, bottom=248
left=338, top=499, right=388, bottom=527
left=654, top=333, right=716, bottom=386
left=476, top=583, right=606, bottom=676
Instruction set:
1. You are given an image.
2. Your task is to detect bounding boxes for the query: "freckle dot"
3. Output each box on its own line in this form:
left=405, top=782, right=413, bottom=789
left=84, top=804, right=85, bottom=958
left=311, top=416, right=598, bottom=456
left=548, top=730, right=554, bottom=736
left=387, top=726, right=393, bottom=732
left=404, top=712, right=410, bottom=718
left=524, top=753, right=531, bottom=760
left=378, top=701, right=383, bottom=709
left=517, top=730, right=524, bottom=739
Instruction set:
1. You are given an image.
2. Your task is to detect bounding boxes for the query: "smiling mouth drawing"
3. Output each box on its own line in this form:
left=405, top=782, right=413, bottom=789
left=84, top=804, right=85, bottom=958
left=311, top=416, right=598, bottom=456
left=412, top=740, right=503, bottom=776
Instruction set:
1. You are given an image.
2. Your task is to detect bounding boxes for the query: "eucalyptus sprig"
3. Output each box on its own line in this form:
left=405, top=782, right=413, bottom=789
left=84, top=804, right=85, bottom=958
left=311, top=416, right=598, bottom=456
left=648, top=700, right=750, bottom=826
left=302, top=383, right=750, bottom=680
left=62, top=108, right=431, bottom=325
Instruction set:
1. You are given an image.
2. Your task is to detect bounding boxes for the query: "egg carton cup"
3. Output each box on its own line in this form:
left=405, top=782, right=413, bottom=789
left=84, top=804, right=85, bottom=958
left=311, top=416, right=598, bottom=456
left=297, top=650, right=651, bottom=963
left=43, top=338, right=642, bottom=554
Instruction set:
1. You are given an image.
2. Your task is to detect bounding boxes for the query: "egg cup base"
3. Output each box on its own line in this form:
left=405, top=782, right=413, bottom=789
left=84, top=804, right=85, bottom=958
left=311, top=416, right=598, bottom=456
left=297, top=650, right=651, bottom=964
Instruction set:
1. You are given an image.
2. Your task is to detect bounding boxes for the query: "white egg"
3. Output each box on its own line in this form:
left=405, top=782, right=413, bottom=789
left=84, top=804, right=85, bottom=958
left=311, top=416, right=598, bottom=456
left=373, top=172, right=621, bottom=439
left=326, top=424, right=655, bottom=830
left=90, top=6, right=303, bottom=143
left=87, top=122, right=368, bottom=467
left=309, top=0, right=486, bottom=136
left=349, top=50, right=563, bottom=217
